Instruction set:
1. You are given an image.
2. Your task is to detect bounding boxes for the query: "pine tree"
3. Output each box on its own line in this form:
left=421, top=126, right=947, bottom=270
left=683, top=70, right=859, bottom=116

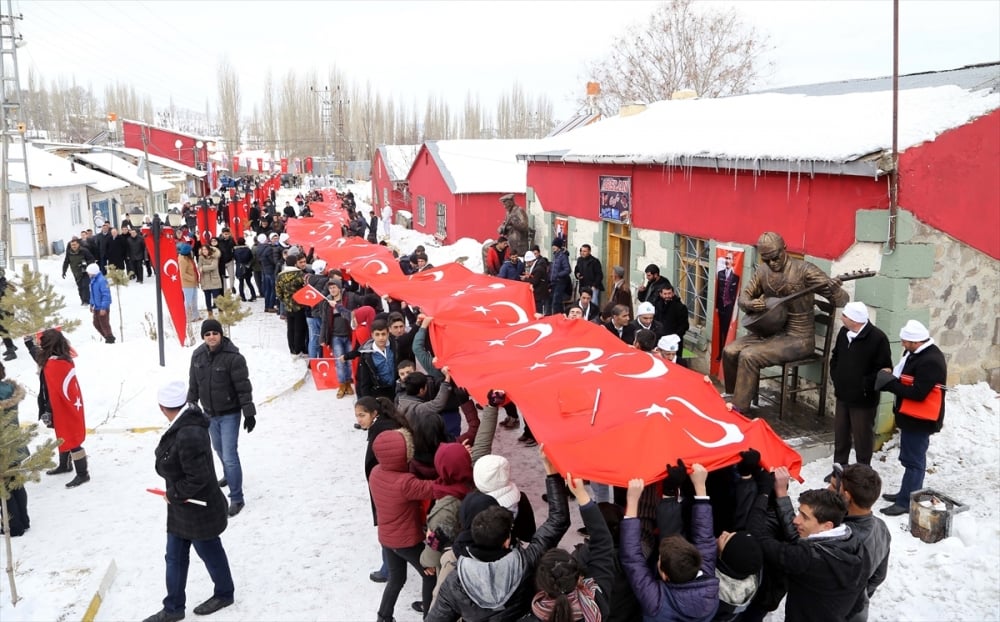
left=0, top=381, right=58, bottom=604
left=106, top=267, right=130, bottom=341
left=213, top=292, right=251, bottom=338
left=0, top=265, right=81, bottom=339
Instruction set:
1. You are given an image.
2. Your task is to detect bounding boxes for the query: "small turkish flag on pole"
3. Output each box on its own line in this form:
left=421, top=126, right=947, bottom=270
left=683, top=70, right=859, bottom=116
left=293, top=284, right=325, bottom=308
left=309, top=359, right=340, bottom=390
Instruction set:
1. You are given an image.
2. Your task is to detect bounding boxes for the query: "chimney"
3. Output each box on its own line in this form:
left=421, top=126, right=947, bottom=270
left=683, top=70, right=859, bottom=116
left=618, top=101, right=647, bottom=117
left=670, top=89, right=698, bottom=100
left=586, top=81, right=601, bottom=116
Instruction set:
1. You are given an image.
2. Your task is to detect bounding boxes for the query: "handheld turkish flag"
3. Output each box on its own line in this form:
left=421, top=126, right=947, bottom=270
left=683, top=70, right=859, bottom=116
left=293, top=284, right=325, bottom=308
left=309, top=359, right=340, bottom=390
left=429, top=315, right=802, bottom=486
left=142, top=226, right=188, bottom=346
left=42, top=358, right=86, bottom=450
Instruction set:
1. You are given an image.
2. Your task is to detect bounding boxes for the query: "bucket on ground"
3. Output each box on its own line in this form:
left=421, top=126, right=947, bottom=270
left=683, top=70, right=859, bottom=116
left=909, top=488, right=969, bottom=543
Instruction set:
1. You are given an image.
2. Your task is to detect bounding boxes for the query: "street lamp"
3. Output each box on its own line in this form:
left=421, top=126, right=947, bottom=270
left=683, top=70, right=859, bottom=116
left=133, top=210, right=183, bottom=367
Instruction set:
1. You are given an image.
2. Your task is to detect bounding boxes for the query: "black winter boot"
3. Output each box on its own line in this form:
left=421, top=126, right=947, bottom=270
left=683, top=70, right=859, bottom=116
left=2, top=348, right=14, bottom=361
left=66, top=451, right=90, bottom=488
left=46, top=451, right=73, bottom=475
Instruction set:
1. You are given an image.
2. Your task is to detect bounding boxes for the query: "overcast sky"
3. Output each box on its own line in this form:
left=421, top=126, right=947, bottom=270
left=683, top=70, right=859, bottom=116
left=14, top=0, right=1000, bottom=122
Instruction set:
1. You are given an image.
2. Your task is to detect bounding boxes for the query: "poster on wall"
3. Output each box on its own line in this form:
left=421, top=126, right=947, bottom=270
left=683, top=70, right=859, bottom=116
left=553, top=215, right=569, bottom=247
left=711, top=246, right=745, bottom=379
left=598, top=175, right=631, bottom=224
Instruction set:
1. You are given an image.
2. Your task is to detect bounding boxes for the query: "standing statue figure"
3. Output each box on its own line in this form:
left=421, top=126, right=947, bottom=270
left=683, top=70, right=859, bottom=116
left=723, top=232, right=849, bottom=415
left=497, top=193, right=529, bottom=257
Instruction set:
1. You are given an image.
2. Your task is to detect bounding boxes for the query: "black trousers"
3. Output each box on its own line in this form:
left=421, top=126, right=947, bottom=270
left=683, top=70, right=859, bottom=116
left=285, top=309, right=308, bottom=355
left=378, top=543, right=434, bottom=620
left=1, top=480, right=28, bottom=536
left=75, top=272, right=90, bottom=304
left=833, top=400, right=877, bottom=465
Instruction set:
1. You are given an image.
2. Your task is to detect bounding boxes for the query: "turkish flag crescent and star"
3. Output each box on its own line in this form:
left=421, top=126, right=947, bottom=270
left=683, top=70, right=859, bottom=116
left=429, top=315, right=802, bottom=486
left=42, top=358, right=86, bottom=450
left=293, top=283, right=325, bottom=308
left=142, top=226, right=188, bottom=346
left=309, top=359, right=340, bottom=390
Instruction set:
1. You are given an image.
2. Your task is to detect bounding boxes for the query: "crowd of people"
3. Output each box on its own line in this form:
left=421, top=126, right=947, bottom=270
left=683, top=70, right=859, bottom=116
left=2, top=181, right=950, bottom=622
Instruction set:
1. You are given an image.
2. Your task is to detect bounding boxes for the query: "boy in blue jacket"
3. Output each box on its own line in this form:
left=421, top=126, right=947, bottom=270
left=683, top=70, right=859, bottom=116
left=86, top=263, right=115, bottom=343
left=621, top=464, right=720, bottom=622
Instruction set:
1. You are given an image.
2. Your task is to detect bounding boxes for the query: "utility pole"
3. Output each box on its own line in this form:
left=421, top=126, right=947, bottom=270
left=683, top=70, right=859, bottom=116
left=310, top=85, right=332, bottom=176
left=335, top=85, right=350, bottom=179
left=0, top=1, right=38, bottom=271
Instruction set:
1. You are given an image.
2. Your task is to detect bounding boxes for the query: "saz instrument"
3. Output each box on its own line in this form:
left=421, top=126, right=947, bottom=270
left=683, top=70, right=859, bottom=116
left=741, top=269, right=876, bottom=337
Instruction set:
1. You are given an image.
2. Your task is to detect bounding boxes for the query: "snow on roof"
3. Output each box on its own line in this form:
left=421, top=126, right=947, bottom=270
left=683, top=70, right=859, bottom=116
left=522, top=84, right=999, bottom=169
left=72, top=151, right=175, bottom=193
left=121, top=118, right=219, bottom=144
left=378, top=144, right=420, bottom=181
left=9, top=144, right=102, bottom=189
left=116, top=147, right=207, bottom=178
left=424, top=139, right=537, bottom=194
left=87, top=173, right=130, bottom=193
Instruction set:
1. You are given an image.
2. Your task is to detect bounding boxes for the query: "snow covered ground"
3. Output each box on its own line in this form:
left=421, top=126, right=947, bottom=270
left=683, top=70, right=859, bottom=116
left=0, top=182, right=997, bottom=621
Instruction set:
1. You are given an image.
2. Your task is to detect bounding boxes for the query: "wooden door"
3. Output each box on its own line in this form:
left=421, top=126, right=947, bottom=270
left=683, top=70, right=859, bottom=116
left=605, top=222, right=631, bottom=295
left=34, top=206, right=48, bottom=256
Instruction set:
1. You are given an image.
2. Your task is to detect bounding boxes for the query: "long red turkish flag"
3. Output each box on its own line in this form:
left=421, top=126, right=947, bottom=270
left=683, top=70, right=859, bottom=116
left=429, top=315, right=802, bottom=486
left=374, top=263, right=535, bottom=325
left=142, top=225, right=188, bottom=346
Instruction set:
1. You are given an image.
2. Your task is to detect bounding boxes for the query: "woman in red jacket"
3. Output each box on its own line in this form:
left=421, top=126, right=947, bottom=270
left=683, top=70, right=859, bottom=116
left=369, top=429, right=436, bottom=621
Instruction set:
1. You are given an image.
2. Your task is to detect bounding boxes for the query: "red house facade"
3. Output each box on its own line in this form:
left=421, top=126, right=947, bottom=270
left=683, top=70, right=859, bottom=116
left=371, top=144, right=419, bottom=223
left=121, top=120, right=215, bottom=195
left=522, top=64, right=1000, bottom=396
left=404, top=140, right=536, bottom=244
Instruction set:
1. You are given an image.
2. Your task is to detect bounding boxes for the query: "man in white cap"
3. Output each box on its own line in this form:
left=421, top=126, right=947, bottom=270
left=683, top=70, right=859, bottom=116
left=875, top=319, right=947, bottom=516
left=143, top=380, right=234, bottom=622
left=519, top=250, right=550, bottom=315
left=829, top=301, right=892, bottom=467
left=656, top=334, right=688, bottom=367
left=86, top=262, right=116, bottom=343
left=633, top=300, right=664, bottom=338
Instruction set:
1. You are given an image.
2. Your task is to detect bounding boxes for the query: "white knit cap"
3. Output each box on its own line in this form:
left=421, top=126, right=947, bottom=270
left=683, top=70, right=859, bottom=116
left=279, top=233, right=290, bottom=245
left=256, top=233, right=267, bottom=244
left=157, top=380, right=188, bottom=409
left=657, top=334, right=680, bottom=352
left=900, top=319, right=930, bottom=341
left=523, top=251, right=536, bottom=263
left=842, top=301, right=869, bottom=324
left=474, top=455, right=521, bottom=509
left=85, top=263, right=100, bottom=276
left=637, top=301, right=655, bottom=317
left=312, top=259, right=327, bottom=274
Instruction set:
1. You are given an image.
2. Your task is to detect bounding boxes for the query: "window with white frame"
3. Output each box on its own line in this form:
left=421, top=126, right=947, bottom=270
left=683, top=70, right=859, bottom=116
left=436, top=202, right=447, bottom=237
left=417, top=196, right=426, bottom=226
left=70, top=192, right=82, bottom=225
left=675, top=234, right=710, bottom=329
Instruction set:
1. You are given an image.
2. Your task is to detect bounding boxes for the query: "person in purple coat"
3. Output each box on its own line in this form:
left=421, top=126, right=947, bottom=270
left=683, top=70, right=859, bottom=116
left=621, top=464, right=720, bottom=622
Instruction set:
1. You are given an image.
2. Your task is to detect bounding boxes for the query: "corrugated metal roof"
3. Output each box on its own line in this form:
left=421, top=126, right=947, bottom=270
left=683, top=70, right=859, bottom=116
left=72, top=152, right=175, bottom=193
left=760, top=62, right=1000, bottom=97
left=546, top=112, right=602, bottom=137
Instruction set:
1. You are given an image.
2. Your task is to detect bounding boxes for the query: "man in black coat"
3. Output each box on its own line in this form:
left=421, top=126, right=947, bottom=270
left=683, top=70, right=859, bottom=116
left=125, top=228, right=147, bottom=284
left=636, top=263, right=671, bottom=304
left=143, top=381, right=234, bottom=622
left=829, top=302, right=893, bottom=466
left=215, top=228, right=236, bottom=294
left=653, top=284, right=689, bottom=343
left=62, top=238, right=96, bottom=305
left=876, top=319, right=948, bottom=516
left=749, top=470, right=866, bottom=622
left=187, top=320, right=256, bottom=517
left=573, top=243, right=605, bottom=306
left=604, top=304, right=635, bottom=344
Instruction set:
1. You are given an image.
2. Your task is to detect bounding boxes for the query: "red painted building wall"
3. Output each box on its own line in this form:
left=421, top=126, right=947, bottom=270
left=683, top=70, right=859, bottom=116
left=898, top=109, right=1000, bottom=259
left=527, top=161, right=888, bottom=259
left=122, top=121, right=210, bottom=171
left=407, top=146, right=526, bottom=244
left=371, top=150, right=411, bottom=216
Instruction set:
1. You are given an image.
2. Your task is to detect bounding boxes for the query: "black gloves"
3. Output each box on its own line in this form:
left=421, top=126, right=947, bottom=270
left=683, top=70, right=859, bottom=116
left=755, top=469, right=775, bottom=497
left=663, top=459, right=688, bottom=496
left=243, top=415, right=256, bottom=433
left=737, top=449, right=762, bottom=477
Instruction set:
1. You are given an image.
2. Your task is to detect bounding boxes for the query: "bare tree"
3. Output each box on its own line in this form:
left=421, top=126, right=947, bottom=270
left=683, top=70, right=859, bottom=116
left=216, top=57, right=242, bottom=157
left=587, top=0, right=769, bottom=113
